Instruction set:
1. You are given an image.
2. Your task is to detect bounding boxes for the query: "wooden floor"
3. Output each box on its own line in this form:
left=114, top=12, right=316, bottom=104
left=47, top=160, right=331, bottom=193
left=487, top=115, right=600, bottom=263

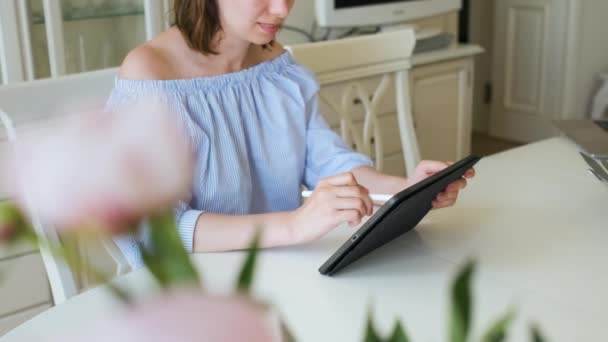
left=471, top=132, right=521, bottom=157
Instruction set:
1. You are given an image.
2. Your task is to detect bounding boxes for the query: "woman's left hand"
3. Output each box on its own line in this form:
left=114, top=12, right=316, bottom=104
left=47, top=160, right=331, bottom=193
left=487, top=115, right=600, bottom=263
left=408, top=160, right=476, bottom=209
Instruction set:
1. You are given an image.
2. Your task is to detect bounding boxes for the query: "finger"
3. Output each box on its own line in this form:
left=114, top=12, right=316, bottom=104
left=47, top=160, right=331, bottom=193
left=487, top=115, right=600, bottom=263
left=433, top=198, right=457, bottom=208
left=337, top=209, right=363, bottom=227
left=419, top=160, right=449, bottom=175
left=433, top=193, right=458, bottom=208
left=318, top=172, right=358, bottom=187
left=333, top=185, right=373, bottom=215
left=464, top=168, right=476, bottom=178
left=432, top=198, right=456, bottom=208
left=446, top=179, right=467, bottom=192
left=333, top=198, right=369, bottom=218
left=435, top=191, right=458, bottom=202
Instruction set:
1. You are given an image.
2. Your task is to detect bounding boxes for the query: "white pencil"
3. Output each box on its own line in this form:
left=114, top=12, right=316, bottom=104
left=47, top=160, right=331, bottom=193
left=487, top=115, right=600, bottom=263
left=301, top=190, right=393, bottom=203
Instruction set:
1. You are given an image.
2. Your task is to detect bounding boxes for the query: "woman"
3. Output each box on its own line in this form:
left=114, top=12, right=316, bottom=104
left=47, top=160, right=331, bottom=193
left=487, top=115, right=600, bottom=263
left=108, top=0, right=474, bottom=268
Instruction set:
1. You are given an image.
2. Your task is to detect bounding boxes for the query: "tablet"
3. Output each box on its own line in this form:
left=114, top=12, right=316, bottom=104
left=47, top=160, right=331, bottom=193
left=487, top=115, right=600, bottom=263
left=319, top=155, right=481, bottom=276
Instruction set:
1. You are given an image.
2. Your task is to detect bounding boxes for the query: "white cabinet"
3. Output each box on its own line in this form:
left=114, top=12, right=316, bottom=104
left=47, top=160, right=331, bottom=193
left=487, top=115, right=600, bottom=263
left=0, top=303, right=51, bottom=337
left=320, top=46, right=481, bottom=177
left=0, top=253, right=51, bottom=319
left=411, top=58, right=474, bottom=162
left=490, top=0, right=608, bottom=142
left=0, top=243, right=52, bottom=337
left=0, top=202, right=52, bottom=338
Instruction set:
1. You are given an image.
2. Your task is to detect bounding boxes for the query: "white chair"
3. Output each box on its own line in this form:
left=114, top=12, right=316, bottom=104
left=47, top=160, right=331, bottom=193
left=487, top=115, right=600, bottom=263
left=0, top=68, right=129, bottom=305
left=0, top=67, right=118, bottom=125
left=287, top=29, right=420, bottom=175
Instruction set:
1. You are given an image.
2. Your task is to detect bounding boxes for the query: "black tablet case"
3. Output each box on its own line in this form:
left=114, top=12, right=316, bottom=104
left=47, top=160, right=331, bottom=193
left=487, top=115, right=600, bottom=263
left=319, top=155, right=481, bottom=276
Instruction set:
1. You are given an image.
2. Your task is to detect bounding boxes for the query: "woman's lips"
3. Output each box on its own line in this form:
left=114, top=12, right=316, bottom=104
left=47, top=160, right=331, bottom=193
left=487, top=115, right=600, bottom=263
left=258, top=23, right=280, bottom=35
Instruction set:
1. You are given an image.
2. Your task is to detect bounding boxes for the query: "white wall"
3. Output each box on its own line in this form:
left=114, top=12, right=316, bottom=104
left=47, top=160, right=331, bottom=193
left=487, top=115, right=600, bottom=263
left=278, top=1, right=368, bottom=45
left=277, top=0, right=316, bottom=45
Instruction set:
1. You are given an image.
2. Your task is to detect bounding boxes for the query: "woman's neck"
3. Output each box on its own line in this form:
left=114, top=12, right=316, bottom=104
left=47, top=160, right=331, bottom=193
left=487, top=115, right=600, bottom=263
left=179, top=28, right=262, bottom=75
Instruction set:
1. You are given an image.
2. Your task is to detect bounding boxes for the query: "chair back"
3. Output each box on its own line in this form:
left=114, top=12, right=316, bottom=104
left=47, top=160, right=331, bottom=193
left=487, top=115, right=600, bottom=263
left=287, top=29, right=421, bottom=175
left=0, top=68, right=129, bottom=305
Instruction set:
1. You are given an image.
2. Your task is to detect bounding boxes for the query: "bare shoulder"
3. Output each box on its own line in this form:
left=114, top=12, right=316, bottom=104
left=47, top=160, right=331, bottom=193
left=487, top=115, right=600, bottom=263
left=118, top=43, right=174, bottom=80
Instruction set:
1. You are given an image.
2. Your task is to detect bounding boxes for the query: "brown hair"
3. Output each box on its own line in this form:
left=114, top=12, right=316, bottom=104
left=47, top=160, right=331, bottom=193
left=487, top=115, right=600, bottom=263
left=172, top=0, right=273, bottom=56
left=173, top=0, right=221, bottom=55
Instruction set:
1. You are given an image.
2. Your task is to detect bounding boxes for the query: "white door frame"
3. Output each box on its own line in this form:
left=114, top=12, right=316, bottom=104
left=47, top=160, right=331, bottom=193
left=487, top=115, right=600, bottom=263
left=489, top=0, right=570, bottom=142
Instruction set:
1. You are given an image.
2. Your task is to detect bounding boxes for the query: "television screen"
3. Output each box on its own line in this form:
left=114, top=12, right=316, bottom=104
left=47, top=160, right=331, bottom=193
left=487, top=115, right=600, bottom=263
left=335, top=0, right=419, bottom=9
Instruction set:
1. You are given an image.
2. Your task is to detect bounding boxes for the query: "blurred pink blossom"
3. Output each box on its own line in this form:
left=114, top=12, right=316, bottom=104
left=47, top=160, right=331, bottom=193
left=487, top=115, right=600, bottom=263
left=10, top=99, right=194, bottom=234
left=48, top=291, right=278, bottom=342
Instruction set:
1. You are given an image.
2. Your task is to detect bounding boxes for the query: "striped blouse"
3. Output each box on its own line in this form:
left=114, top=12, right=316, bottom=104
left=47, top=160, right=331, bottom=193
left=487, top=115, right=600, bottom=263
left=106, top=51, right=373, bottom=269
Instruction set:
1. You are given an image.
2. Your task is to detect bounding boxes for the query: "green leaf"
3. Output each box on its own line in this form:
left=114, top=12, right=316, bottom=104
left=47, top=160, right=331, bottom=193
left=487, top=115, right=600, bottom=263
left=139, top=240, right=166, bottom=283
left=450, top=260, right=475, bottom=342
left=481, top=311, right=515, bottom=342
left=236, top=229, right=261, bottom=293
left=0, top=202, right=30, bottom=242
left=530, top=324, right=546, bottom=342
left=60, top=235, right=85, bottom=282
left=388, top=320, right=410, bottom=342
left=0, top=202, right=21, bottom=223
left=145, top=210, right=200, bottom=288
left=364, top=308, right=382, bottom=342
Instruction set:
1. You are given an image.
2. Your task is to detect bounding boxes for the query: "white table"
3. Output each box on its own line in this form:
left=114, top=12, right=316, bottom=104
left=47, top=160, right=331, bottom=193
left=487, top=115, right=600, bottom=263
left=3, top=137, right=607, bottom=341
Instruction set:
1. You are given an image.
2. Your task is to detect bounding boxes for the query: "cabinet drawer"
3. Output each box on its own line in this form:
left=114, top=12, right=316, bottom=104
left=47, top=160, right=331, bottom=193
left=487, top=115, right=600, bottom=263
left=0, top=253, right=52, bottom=317
left=0, top=303, right=51, bottom=337
left=0, top=241, right=38, bottom=260
left=319, top=75, right=397, bottom=127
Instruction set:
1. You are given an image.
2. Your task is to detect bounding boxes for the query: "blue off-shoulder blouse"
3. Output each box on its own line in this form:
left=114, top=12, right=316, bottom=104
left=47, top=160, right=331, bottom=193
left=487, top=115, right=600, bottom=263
left=106, top=51, right=373, bottom=269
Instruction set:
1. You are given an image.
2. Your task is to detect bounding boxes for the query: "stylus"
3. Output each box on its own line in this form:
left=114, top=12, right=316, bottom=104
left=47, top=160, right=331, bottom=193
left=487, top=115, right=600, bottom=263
left=301, top=190, right=393, bottom=203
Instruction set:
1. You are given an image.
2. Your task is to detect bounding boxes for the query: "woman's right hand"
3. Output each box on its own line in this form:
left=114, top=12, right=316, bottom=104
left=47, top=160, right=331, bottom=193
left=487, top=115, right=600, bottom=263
left=287, top=172, right=373, bottom=244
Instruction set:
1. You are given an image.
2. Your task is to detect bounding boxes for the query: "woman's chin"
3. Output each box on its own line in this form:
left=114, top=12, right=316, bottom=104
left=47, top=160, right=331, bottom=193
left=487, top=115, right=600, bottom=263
left=248, top=31, right=277, bottom=45
left=251, top=37, right=275, bottom=46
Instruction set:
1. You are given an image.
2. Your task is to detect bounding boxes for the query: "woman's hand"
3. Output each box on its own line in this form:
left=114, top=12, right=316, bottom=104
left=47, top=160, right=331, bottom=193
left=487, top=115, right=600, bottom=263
left=408, top=160, right=476, bottom=209
left=288, top=172, right=373, bottom=244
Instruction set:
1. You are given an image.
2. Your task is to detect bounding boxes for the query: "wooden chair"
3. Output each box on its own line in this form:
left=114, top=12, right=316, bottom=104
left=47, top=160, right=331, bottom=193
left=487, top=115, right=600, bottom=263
left=0, top=68, right=129, bottom=305
left=287, top=29, right=420, bottom=175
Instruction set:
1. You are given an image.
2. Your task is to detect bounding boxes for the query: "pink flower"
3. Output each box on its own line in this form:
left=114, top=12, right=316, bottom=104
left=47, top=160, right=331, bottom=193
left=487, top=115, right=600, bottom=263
left=10, top=99, right=194, bottom=233
left=48, top=291, right=278, bottom=342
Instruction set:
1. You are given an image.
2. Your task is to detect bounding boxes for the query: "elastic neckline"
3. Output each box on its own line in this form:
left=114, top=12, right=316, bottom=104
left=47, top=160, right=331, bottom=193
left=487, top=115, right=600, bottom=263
left=114, top=50, right=293, bottom=93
